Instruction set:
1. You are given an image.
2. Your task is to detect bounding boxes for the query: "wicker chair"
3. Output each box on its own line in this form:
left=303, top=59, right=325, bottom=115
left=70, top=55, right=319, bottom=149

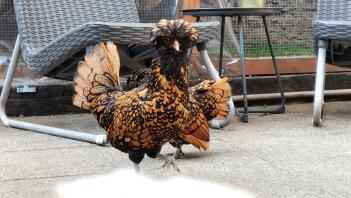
left=312, top=0, right=351, bottom=126
left=0, top=0, right=235, bottom=144
left=0, top=0, right=17, bottom=56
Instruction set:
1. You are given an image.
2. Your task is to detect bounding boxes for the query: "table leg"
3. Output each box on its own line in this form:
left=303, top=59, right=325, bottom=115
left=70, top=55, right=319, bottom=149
left=196, top=16, right=200, bottom=22
left=219, top=16, right=226, bottom=77
left=257, top=15, right=285, bottom=114
left=237, top=15, right=249, bottom=123
left=237, top=16, right=285, bottom=116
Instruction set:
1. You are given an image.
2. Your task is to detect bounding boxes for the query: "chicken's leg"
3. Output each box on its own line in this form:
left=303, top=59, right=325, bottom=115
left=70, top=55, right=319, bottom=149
left=173, top=146, right=184, bottom=159
left=157, top=153, right=181, bottom=172
left=134, top=163, right=140, bottom=172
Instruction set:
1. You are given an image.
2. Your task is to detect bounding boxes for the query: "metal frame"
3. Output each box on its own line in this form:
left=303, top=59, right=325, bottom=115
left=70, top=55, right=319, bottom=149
left=0, top=35, right=108, bottom=145
left=312, top=40, right=327, bottom=126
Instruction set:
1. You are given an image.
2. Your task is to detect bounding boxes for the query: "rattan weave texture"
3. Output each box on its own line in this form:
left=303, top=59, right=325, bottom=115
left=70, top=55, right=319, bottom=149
left=14, top=0, right=219, bottom=75
left=312, top=0, right=351, bottom=39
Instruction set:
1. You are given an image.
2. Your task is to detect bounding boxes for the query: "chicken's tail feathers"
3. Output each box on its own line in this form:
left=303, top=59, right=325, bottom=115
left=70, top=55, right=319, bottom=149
left=73, top=41, right=121, bottom=110
left=180, top=134, right=209, bottom=150
left=211, top=77, right=232, bottom=119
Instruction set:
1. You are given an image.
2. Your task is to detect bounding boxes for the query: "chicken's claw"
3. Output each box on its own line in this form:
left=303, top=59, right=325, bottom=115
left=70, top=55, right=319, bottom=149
left=157, top=154, right=181, bottom=172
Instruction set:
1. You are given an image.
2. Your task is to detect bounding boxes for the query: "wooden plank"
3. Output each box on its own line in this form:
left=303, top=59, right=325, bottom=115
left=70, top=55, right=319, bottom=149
left=2, top=57, right=350, bottom=78
left=181, top=0, right=200, bottom=22
left=190, top=56, right=351, bottom=75
left=233, top=57, right=351, bottom=75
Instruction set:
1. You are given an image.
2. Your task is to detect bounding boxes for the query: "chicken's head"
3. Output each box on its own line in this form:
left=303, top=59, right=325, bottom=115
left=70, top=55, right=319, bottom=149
left=150, top=19, right=199, bottom=53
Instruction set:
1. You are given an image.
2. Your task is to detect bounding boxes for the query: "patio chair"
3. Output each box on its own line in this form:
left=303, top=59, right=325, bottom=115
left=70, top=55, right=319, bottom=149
left=0, top=0, right=17, bottom=56
left=312, top=0, right=351, bottom=126
left=0, top=0, right=235, bottom=144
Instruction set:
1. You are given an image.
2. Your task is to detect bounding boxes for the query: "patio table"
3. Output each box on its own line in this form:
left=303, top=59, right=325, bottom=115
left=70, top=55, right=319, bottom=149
left=181, top=7, right=285, bottom=122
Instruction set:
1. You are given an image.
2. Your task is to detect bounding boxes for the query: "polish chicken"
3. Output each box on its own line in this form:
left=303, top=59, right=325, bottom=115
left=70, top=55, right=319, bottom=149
left=73, top=19, right=201, bottom=171
left=126, top=27, right=232, bottom=160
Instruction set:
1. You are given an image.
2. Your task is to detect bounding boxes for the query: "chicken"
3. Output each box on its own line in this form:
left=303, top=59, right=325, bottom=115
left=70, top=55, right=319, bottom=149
left=128, top=71, right=231, bottom=161
left=73, top=19, right=200, bottom=172
left=126, top=50, right=232, bottom=161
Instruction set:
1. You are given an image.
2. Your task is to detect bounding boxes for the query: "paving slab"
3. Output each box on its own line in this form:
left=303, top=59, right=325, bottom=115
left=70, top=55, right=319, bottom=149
left=0, top=101, right=350, bottom=198
left=0, top=147, right=115, bottom=181
left=0, top=133, right=93, bottom=153
left=0, top=175, right=88, bottom=198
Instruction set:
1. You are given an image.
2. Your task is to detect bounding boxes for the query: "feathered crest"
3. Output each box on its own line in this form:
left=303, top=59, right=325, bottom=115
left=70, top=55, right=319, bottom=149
left=150, top=19, right=199, bottom=49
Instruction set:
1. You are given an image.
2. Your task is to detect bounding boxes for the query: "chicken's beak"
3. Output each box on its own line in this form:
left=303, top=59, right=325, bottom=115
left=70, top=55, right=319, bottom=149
left=171, top=40, right=180, bottom=51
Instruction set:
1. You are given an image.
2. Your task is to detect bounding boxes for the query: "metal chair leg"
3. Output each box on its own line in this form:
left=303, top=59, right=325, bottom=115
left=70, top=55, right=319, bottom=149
left=218, top=16, right=226, bottom=77
left=197, top=42, right=235, bottom=128
left=0, top=35, right=107, bottom=144
left=312, top=40, right=327, bottom=126
left=237, top=16, right=249, bottom=123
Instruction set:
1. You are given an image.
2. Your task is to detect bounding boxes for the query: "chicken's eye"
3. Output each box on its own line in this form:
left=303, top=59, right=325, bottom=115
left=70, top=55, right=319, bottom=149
left=155, top=36, right=171, bottom=49
left=179, top=39, right=192, bottom=50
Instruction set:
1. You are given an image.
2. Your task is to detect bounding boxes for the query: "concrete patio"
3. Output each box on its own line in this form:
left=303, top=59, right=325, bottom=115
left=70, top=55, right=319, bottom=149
left=0, top=101, right=351, bottom=198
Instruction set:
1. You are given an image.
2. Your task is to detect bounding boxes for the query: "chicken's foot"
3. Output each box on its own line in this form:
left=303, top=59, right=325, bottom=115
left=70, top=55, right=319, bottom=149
left=157, top=153, right=181, bottom=172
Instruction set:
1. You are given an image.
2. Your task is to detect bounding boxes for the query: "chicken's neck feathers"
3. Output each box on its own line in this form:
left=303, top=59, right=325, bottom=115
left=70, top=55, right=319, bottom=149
left=148, top=48, right=189, bottom=92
